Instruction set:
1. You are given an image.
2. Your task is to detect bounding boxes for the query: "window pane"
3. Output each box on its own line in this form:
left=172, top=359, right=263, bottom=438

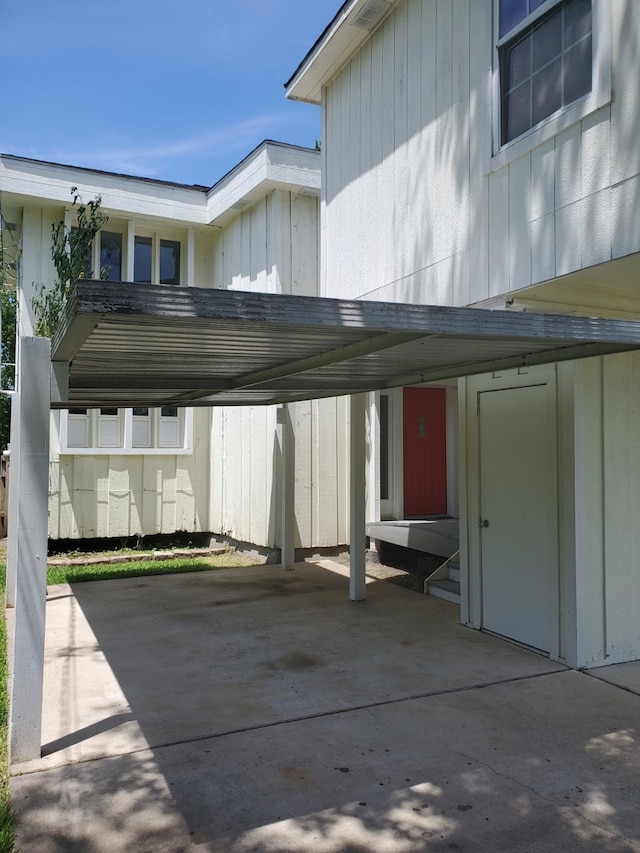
left=133, top=407, right=149, bottom=416
left=134, top=236, right=152, bottom=283
left=100, top=407, right=118, bottom=416
left=564, top=36, right=592, bottom=103
left=499, top=0, right=528, bottom=37
left=132, top=418, right=151, bottom=448
left=532, top=57, right=562, bottom=125
left=160, top=240, right=180, bottom=285
left=159, top=419, right=180, bottom=448
left=161, top=406, right=178, bottom=418
left=564, top=0, right=591, bottom=46
left=504, top=80, right=532, bottom=143
left=508, top=36, right=531, bottom=89
left=100, top=232, right=122, bottom=281
left=98, top=417, right=120, bottom=448
left=68, top=414, right=89, bottom=448
left=532, top=13, right=562, bottom=69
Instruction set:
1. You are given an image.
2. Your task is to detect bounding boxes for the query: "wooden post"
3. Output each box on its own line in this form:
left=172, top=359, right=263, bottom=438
left=350, top=393, right=367, bottom=601
left=8, top=336, right=51, bottom=763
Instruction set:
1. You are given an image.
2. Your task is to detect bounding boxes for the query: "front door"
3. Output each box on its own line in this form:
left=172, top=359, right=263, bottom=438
left=403, top=387, right=447, bottom=516
left=478, top=383, right=556, bottom=652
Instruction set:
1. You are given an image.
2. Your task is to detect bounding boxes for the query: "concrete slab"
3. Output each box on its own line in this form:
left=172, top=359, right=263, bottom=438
left=10, top=562, right=640, bottom=851
left=587, top=661, right=640, bottom=696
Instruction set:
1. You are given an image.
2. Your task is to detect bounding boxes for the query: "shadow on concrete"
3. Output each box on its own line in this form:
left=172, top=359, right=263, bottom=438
left=10, top=563, right=640, bottom=852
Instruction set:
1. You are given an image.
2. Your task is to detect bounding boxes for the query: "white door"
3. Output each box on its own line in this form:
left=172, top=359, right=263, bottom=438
left=479, top=383, right=556, bottom=652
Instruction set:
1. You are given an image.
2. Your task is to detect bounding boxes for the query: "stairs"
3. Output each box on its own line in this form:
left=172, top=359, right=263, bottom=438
left=425, top=553, right=460, bottom=604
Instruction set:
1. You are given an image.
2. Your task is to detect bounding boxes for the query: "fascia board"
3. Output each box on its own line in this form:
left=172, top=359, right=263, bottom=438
left=286, top=0, right=398, bottom=104
left=205, top=143, right=320, bottom=225
left=0, top=156, right=209, bottom=226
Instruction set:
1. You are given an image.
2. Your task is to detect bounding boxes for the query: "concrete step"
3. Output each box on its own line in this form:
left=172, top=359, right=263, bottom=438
left=427, top=577, right=460, bottom=605
left=449, top=565, right=460, bottom=583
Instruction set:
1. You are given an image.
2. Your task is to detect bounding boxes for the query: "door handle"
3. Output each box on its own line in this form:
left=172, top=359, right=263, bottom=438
left=479, top=518, right=489, bottom=528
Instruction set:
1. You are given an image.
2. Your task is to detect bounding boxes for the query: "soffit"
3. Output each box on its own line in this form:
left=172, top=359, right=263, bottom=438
left=50, top=281, right=640, bottom=409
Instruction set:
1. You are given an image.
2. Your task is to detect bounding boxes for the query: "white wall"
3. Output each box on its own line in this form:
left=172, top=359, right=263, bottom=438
left=321, top=0, right=640, bottom=308
left=209, top=190, right=349, bottom=550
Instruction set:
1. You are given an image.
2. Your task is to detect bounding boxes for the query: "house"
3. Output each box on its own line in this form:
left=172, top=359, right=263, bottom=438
left=285, top=0, right=640, bottom=670
left=0, top=141, right=350, bottom=557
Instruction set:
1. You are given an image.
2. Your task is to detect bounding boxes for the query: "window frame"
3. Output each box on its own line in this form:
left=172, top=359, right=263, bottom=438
left=59, top=407, right=194, bottom=455
left=490, top=0, right=611, bottom=169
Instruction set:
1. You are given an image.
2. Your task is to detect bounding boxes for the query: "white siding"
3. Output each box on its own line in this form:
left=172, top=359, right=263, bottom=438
left=322, top=0, right=640, bottom=306
left=49, top=408, right=211, bottom=539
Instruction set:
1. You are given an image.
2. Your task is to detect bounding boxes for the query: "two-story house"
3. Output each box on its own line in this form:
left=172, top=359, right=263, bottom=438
left=0, top=141, right=350, bottom=557
left=286, top=0, right=640, bottom=669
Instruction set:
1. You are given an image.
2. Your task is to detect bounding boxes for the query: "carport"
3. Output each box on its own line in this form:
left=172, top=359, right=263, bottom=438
left=9, top=280, right=640, bottom=763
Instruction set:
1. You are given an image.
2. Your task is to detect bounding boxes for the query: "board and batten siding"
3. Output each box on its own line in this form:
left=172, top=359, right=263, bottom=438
left=48, top=408, right=211, bottom=539
left=208, top=190, right=348, bottom=550
left=322, top=0, right=640, bottom=307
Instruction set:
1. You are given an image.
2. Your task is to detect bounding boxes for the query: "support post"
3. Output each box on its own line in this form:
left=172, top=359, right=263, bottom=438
left=350, top=393, right=367, bottom=601
left=8, top=336, right=51, bottom=764
left=280, top=403, right=295, bottom=571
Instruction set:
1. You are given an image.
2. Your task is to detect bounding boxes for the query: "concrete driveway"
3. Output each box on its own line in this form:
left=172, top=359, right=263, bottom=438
left=10, top=561, right=640, bottom=852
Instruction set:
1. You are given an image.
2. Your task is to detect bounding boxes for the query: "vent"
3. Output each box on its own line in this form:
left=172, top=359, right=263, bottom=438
left=351, top=0, right=392, bottom=31
left=231, top=198, right=250, bottom=211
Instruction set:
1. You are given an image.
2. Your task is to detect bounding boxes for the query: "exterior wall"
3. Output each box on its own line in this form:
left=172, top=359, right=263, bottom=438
left=49, top=408, right=211, bottom=540
left=321, top=0, right=640, bottom=307
left=3, top=149, right=333, bottom=548
left=209, top=191, right=349, bottom=550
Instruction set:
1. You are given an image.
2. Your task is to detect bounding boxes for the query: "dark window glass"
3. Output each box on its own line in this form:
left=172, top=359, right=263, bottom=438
left=69, top=408, right=87, bottom=415
left=100, top=232, right=122, bottom=281
left=379, top=395, right=389, bottom=501
left=160, top=240, right=180, bottom=285
left=100, top=408, right=118, bottom=416
left=133, top=407, right=149, bottom=416
left=161, top=407, right=178, bottom=418
left=500, top=0, right=592, bottom=145
left=71, top=226, right=93, bottom=278
left=499, top=0, right=546, bottom=37
left=134, top=236, right=152, bottom=283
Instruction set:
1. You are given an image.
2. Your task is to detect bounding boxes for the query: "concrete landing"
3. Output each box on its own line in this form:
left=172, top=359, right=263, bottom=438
left=367, top=518, right=459, bottom=558
left=10, top=562, right=640, bottom=852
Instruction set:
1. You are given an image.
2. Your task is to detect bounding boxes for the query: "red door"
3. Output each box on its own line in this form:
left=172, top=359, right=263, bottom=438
left=403, top=387, right=447, bottom=516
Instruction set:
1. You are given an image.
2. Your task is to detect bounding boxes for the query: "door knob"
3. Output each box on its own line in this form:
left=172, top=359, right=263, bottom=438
left=479, top=518, right=489, bottom=528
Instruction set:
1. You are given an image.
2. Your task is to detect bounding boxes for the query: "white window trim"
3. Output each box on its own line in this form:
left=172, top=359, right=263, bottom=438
left=59, top=407, right=194, bottom=455
left=489, top=0, right=611, bottom=173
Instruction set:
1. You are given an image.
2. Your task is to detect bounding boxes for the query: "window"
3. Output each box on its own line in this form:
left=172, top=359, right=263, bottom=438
left=497, top=0, right=593, bottom=146
left=159, top=240, right=180, bottom=285
left=100, top=232, right=122, bottom=281
left=134, top=236, right=152, bottom=283
left=134, top=235, right=181, bottom=285
left=61, top=407, right=193, bottom=454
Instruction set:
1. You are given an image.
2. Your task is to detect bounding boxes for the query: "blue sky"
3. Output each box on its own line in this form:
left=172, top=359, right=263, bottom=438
left=1, top=0, right=340, bottom=186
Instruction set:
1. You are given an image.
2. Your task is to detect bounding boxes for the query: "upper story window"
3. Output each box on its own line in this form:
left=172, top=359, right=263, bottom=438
left=134, top=235, right=181, bottom=285
left=498, top=0, right=592, bottom=146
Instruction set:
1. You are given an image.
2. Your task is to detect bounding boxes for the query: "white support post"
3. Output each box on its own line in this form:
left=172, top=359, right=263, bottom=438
left=280, top=404, right=295, bottom=571
left=8, top=336, right=51, bottom=764
left=350, top=393, right=367, bottom=601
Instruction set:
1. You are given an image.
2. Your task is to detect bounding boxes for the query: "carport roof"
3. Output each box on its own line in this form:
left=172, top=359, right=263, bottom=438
left=50, top=280, right=640, bottom=409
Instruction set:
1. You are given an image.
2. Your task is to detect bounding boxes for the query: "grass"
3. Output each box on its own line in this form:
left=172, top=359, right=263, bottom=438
left=46, top=551, right=260, bottom=586
left=0, top=566, right=15, bottom=852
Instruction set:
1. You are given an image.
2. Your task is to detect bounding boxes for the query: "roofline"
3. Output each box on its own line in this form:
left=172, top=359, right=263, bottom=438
left=285, top=0, right=397, bottom=104
left=0, top=142, right=321, bottom=227
left=0, top=152, right=210, bottom=193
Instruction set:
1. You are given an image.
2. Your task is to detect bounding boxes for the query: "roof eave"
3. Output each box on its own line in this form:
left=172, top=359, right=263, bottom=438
left=285, top=0, right=397, bottom=105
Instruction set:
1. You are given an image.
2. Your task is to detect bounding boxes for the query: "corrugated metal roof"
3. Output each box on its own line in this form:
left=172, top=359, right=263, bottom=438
left=50, top=281, right=640, bottom=409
